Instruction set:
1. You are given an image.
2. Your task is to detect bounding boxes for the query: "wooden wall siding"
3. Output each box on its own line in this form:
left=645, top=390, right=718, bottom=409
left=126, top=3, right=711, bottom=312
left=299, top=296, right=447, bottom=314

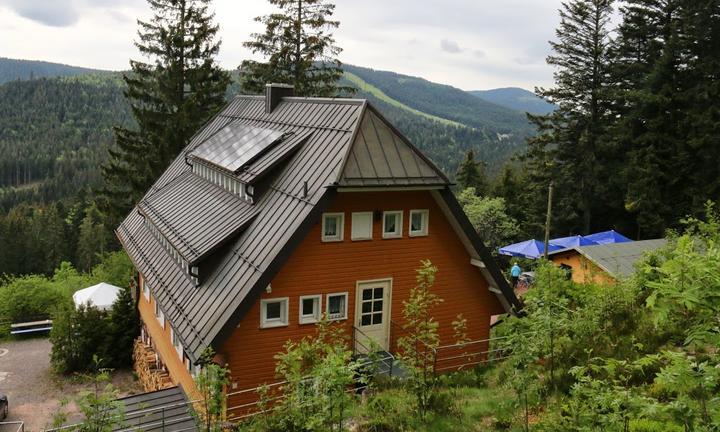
left=550, top=251, right=615, bottom=285
left=138, top=274, right=199, bottom=399
left=220, top=190, right=505, bottom=415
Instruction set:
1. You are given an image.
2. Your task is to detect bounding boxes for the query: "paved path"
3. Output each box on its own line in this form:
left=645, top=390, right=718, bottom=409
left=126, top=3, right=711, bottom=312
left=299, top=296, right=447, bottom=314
left=0, top=338, right=141, bottom=431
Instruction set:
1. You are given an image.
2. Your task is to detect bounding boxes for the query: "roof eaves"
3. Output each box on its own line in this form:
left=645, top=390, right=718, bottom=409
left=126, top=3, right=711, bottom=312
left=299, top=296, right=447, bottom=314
left=437, top=187, right=522, bottom=313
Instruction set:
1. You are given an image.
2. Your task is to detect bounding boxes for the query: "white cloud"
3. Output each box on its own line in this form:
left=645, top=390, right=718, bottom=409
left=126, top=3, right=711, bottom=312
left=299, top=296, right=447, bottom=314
left=0, top=0, right=567, bottom=90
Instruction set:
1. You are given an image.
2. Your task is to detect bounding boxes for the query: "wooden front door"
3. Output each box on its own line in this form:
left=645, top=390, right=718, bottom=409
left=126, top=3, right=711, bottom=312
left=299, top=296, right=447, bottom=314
left=354, top=279, right=392, bottom=353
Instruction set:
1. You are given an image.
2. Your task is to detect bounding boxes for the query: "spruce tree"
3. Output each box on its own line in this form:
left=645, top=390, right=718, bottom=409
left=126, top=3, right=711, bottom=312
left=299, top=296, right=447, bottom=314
left=101, top=0, right=230, bottom=221
left=524, top=0, right=615, bottom=235
left=455, top=150, right=488, bottom=195
left=240, top=0, right=352, bottom=96
left=105, top=287, right=140, bottom=368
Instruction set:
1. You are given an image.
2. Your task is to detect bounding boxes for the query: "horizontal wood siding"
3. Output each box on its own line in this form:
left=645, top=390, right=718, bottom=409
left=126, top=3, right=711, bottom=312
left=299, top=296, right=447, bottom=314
left=220, top=190, right=505, bottom=416
left=138, top=274, right=199, bottom=398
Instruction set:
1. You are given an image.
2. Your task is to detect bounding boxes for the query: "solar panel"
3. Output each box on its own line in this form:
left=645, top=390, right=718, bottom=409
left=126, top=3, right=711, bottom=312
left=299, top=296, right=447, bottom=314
left=189, top=123, right=285, bottom=172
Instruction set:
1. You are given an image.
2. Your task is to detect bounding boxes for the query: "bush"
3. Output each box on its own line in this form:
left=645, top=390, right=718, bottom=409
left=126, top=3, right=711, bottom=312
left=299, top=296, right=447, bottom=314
left=358, top=391, right=413, bottom=432
left=50, top=302, right=110, bottom=374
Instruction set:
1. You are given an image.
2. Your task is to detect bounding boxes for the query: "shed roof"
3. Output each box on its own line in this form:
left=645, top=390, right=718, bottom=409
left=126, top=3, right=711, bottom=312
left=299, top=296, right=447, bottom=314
left=115, top=386, right=196, bottom=431
left=550, top=239, right=667, bottom=279
left=117, top=95, right=519, bottom=362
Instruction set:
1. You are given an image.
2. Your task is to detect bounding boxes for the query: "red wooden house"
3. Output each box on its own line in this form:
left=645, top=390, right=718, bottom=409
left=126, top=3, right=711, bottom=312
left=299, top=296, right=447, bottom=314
left=117, top=84, right=521, bottom=418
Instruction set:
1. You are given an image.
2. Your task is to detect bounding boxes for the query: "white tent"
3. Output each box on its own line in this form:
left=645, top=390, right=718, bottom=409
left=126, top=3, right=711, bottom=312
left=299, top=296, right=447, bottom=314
left=72, top=282, right=123, bottom=311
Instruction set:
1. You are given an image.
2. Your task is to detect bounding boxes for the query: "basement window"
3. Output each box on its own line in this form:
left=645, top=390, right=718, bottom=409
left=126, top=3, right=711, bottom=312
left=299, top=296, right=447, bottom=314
left=261, top=298, right=289, bottom=328
left=382, top=211, right=403, bottom=239
left=409, top=209, right=429, bottom=237
left=351, top=212, right=373, bottom=241
left=299, top=295, right=322, bottom=324
left=322, top=213, right=344, bottom=242
left=326, top=293, right=348, bottom=321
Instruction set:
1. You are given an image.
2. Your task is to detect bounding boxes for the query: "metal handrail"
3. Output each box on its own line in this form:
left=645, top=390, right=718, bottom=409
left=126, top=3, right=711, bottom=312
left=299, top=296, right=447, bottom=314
left=0, top=421, right=25, bottom=432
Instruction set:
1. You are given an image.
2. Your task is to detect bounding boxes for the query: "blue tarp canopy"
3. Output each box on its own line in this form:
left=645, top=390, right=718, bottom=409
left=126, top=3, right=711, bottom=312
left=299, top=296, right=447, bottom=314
left=549, top=235, right=599, bottom=248
left=583, top=230, right=632, bottom=245
left=498, top=239, right=564, bottom=259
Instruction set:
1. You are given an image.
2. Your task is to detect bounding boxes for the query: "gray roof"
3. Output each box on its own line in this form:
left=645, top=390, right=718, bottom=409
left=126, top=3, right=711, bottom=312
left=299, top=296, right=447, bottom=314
left=116, top=386, right=196, bottom=431
left=339, top=107, right=449, bottom=187
left=138, top=171, right=258, bottom=265
left=550, top=239, right=667, bottom=279
left=117, top=95, right=517, bottom=362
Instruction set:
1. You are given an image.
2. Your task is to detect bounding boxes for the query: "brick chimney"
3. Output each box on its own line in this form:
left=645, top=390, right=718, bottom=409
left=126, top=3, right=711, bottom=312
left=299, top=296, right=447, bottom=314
left=265, top=83, right=294, bottom=113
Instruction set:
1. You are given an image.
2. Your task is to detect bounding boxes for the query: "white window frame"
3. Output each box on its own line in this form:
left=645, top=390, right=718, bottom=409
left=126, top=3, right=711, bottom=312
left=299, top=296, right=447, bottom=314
left=382, top=211, right=403, bottom=239
left=409, top=209, right=430, bottom=237
left=143, top=281, right=150, bottom=301
left=326, top=292, right=349, bottom=321
left=260, top=297, right=289, bottom=328
left=299, top=294, right=322, bottom=324
left=351, top=212, right=374, bottom=241
left=321, top=213, right=344, bottom=242
left=155, top=301, right=165, bottom=328
left=170, top=327, right=183, bottom=358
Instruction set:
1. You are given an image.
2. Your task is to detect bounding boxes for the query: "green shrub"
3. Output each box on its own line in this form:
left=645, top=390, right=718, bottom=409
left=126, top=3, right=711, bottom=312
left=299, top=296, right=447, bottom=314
left=629, top=418, right=684, bottom=432
left=358, top=392, right=412, bottom=432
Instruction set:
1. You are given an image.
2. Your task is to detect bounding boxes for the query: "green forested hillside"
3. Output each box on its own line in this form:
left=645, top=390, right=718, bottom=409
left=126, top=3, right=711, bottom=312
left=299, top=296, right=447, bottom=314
left=470, top=87, right=556, bottom=115
left=0, top=74, right=131, bottom=211
left=0, top=57, right=106, bottom=85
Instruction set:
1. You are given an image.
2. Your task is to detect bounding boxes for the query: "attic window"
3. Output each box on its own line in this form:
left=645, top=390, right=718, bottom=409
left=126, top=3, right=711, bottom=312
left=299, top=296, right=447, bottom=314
left=382, top=211, right=403, bottom=239
left=409, top=209, right=429, bottom=237
left=322, top=213, right=344, bottom=242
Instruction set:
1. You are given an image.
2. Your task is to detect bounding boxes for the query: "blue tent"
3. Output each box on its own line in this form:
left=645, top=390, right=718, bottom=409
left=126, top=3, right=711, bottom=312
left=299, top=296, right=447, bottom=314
left=549, top=235, right=599, bottom=249
left=583, top=230, right=632, bottom=245
left=498, top=239, right=564, bottom=259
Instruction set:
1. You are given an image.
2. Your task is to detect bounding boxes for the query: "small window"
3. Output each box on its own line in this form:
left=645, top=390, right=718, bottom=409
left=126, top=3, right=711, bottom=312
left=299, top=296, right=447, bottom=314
left=322, top=213, right=344, bottom=242
left=326, top=293, right=348, bottom=321
left=155, top=301, right=165, bottom=328
left=171, top=328, right=183, bottom=358
left=351, top=212, right=373, bottom=240
left=261, top=298, right=289, bottom=328
left=143, top=282, right=150, bottom=301
left=299, top=295, right=322, bottom=324
left=382, top=211, right=403, bottom=238
left=409, top=209, right=429, bottom=237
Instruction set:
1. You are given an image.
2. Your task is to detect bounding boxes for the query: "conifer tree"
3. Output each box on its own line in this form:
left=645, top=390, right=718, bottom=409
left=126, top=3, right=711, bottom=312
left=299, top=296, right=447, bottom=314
left=101, top=0, right=230, bottom=220
left=105, top=287, right=140, bottom=368
left=240, top=0, right=352, bottom=96
left=455, top=150, right=488, bottom=195
left=524, top=0, right=615, bottom=235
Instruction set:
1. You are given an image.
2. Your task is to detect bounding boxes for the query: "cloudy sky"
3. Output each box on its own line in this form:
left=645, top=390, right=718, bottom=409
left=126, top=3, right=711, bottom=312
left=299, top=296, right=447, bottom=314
left=0, top=0, right=565, bottom=91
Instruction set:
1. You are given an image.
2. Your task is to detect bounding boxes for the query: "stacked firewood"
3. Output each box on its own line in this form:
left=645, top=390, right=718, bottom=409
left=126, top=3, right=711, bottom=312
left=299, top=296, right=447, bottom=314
left=133, top=338, right=173, bottom=391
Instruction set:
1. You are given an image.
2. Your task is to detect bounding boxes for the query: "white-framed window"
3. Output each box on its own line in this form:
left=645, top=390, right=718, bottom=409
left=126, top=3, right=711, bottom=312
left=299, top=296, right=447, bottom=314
left=409, top=209, right=429, bottom=237
left=382, top=211, right=403, bottom=238
left=326, top=292, right=348, bottom=321
left=321, top=213, right=344, bottom=242
left=299, top=295, right=322, bottom=324
left=155, top=301, right=165, bottom=328
left=170, top=327, right=183, bottom=358
left=261, top=297, right=289, bottom=328
left=351, top=212, right=373, bottom=241
left=143, top=281, right=150, bottom=301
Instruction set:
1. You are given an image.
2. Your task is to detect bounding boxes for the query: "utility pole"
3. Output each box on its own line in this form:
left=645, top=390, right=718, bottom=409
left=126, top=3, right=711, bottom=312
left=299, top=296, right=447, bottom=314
left=543, top=181, right=554, bottom=259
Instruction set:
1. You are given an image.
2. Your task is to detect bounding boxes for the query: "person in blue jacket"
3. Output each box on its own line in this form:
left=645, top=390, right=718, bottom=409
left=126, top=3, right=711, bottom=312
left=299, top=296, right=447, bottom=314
left=510, top=262, right=521, bottom=288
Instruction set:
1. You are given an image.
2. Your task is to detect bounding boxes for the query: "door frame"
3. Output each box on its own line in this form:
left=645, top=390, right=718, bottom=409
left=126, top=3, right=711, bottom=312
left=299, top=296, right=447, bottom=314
left=354, top=277, right=393, bottom=351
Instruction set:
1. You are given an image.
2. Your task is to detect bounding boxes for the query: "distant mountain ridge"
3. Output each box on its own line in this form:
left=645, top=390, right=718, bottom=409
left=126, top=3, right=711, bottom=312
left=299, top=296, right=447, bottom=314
left=470, top=87, right=556, bottom=115
left=0, top=57, right=108, bottom=85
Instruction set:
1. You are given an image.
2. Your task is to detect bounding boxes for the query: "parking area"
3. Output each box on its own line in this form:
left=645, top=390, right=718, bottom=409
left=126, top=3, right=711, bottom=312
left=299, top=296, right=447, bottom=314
left=0, top=338, right=142, bottom=431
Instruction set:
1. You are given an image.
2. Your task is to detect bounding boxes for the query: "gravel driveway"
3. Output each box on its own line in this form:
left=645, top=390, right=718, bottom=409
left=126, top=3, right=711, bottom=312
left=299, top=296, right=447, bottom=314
left=0, top=338, right=141, bottom=431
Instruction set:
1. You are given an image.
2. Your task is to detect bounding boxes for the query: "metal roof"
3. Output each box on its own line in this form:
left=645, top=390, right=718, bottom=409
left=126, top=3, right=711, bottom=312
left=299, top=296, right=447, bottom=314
left=117, top=95, right=517, bottom=362
left=339, top=107, right=449, bottom=187
left=115, top=386, right=196, bottom=431
left=138, top=171, right=258, bottom=265
left=550, top=238, right=667, bottom=279
left=189, top=123, right=284, bottom=172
